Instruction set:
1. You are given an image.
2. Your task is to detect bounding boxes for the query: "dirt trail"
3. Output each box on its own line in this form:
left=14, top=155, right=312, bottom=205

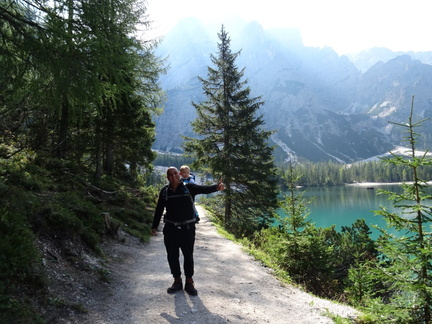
left=80, top=205, right=358, bottom=323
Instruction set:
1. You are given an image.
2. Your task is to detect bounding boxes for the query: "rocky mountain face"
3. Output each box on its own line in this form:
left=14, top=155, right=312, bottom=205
left=152, top=18, right=432, bottom=163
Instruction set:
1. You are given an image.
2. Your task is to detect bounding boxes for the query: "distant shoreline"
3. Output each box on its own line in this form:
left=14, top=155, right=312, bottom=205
left=346, top=181, right=432, bottom=187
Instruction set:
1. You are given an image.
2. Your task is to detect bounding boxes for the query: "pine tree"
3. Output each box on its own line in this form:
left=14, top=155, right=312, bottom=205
left=78, top=0, right=163, bottom=178
left=279, top=164, right=314, bottom=234
left=367, top=96, right=432, bottom=323
left=183, top=25, right=278, bottom=237
left=0, top=0, right=163, bottom=179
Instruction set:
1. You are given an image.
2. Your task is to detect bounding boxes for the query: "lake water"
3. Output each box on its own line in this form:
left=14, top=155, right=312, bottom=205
left=280, top=184, right=405, bottom=239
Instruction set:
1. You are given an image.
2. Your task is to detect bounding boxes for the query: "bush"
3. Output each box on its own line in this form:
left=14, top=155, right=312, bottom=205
left=0, top=207, right=45, bottom=323
left=0, top=208, right=39, bottom=284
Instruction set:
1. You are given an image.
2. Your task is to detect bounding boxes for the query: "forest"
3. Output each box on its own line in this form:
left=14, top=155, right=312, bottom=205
left=156, top=153, right=432, bottom=187
left=1, top=0, right=432, bottom=323
left=282, top=159, right=432, bottom=186
left=1, top=0, right=163, bottom=322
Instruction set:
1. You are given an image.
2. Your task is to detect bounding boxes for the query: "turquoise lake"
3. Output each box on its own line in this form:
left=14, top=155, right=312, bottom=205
left=281, top=184, right=407, bottom=239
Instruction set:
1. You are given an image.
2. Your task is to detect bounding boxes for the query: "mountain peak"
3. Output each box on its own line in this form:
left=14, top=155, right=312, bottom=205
left=153, top=17, right=432, bottom=162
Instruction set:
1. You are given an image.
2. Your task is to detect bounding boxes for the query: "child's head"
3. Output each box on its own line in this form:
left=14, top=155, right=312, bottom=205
left=179, top=165, right=191, bottom=179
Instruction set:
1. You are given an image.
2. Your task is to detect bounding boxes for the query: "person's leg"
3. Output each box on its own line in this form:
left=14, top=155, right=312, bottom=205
left=164, top=226, right=181, bottom=278
left=180, top=225, right=197, bottom=296
left=164, top=226, right=183, bottom=293
left=180, top=225, right=195, bottom=278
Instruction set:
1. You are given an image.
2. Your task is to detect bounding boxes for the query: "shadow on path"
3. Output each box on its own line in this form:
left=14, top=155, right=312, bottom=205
left=160, top=291, right=227, bottom=323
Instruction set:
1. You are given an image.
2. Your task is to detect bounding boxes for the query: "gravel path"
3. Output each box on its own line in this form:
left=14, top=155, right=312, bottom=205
left=81, top=205, right=359, bottom=323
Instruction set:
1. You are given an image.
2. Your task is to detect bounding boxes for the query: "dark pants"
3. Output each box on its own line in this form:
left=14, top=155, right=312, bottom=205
left=163, top=223, right=196, bottom=278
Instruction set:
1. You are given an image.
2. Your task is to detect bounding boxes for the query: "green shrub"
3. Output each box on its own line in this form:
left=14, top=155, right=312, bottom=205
left=0, top=207, right=45, bottom=323
left=0, top=208, right=39, bottom=285
left=0, top=295, right=45, bottom=324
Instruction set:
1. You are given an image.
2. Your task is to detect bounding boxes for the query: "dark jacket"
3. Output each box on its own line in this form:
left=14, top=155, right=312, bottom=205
left=152, top=182, right=218, bottom=229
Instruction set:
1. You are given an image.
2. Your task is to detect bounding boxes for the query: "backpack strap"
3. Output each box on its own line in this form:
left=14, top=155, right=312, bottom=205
left=164, top=185, right=189, bottom=200
left=163, top=183, right=200, bottom=224
left=182, top=183, right=200, bottom=223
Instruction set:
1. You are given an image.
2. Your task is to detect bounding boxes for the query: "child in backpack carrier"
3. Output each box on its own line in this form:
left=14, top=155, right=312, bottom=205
left=180, top=165, right=196, bottom=184
left=179, top=165, right=199, bottom=222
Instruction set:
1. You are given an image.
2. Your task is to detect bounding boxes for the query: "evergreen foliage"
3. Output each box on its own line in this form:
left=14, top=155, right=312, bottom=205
left=0, top=0, right=162, bottom=321
left=247, top=164, right=377, bottom=300
left=183, top=26, right=278, bottom=237
left=355, top=97, right=432, bottom=323
left=0, top=0, right=164, bottom=180
left=273, top=164, right=335, bottom=295
left=281, top=159, right=432, bottom=187
left=152, top=153, right=195, bottom=169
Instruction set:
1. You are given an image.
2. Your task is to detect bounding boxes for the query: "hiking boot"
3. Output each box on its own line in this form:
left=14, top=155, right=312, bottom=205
left=167, top=278, right=183, bottom=294
left=184, top=278, right=198, bottom=296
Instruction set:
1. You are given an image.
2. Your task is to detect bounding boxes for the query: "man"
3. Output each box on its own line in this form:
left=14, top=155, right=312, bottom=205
left=151, top=167, right=224, bottom=296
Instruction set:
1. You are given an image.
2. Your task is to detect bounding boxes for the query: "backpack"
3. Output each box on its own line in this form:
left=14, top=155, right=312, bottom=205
left=163, top=183, right=200, bottom=223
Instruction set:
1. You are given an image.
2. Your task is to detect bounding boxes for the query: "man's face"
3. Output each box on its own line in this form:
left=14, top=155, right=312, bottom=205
left=167, top=168, right=181, bottom=185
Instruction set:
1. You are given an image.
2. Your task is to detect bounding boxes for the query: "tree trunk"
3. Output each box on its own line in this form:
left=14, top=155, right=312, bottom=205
left=57, top=98, right=69, bottom=158
left=104, top=144, right=113, bottom=175
left=94, top=120, right=102, bottom=179
left=224, top=187, right=232, bottom=227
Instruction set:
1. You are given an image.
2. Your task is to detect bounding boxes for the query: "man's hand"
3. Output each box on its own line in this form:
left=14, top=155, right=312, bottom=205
left=217, top=178, right=225, bottom=191
left=151, top=228, right=158, bottom=236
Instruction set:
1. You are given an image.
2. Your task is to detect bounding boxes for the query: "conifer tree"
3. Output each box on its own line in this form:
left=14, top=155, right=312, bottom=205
left=279, top=164, right=314, bottom=234
left=78, top=0, right=162, bottom=178
left=183, top=25, right=278, bottom=236
left=366, top=96, right=432, bottom=323
left=0, top=0, right=163, bottom=179
left=276, top=164, right=322, bottom=278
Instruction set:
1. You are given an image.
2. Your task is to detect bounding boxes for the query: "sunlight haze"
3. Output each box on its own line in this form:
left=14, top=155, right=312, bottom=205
left=147, top=0, right=432, bottom=55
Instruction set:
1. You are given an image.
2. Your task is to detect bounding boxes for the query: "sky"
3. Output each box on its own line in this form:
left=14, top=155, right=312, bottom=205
left=146, top=0, right=432, bottom=55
